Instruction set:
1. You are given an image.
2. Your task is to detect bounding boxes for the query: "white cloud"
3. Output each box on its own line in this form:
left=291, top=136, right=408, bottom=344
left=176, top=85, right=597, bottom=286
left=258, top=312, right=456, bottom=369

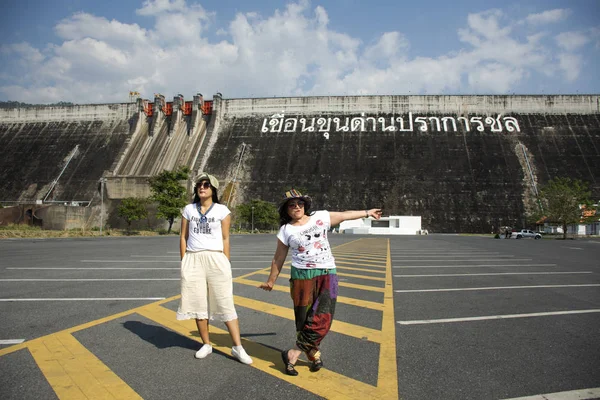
left=558, top=53, right=582, bottom=81
left=136, top=0, right=187, bottom=16
left=555, top=31, right=589, bottom=51
left=467, top=64, right=525, bottom=93
left=0, top=2, right=595, bottom=103
left=364, top=32, right=409, bottom=64
left=1, top=42, right=45, bottom=64
left=525, top=9, right=571, bottom=25
left=55, top=13, right=148, bottom=46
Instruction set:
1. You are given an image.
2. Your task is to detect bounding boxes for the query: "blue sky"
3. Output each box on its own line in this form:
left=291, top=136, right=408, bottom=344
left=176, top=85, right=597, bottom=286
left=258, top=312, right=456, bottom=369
left=1, top=0, right=598, bottom=104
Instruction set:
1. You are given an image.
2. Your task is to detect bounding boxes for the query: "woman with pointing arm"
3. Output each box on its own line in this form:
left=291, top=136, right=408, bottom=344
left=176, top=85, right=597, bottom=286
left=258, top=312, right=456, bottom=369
left=259, top=188, right=382, bottom=376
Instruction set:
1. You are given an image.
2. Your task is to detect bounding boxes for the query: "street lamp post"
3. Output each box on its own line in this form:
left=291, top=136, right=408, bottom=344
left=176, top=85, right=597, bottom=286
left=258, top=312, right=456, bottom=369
left=251, top=206, right=254, bottom=233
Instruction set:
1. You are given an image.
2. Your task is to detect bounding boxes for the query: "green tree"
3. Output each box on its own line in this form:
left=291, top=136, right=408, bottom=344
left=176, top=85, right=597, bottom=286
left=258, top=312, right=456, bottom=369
left=538, top=177, right=595, bottom=239
left=236, top=199, right=278, bottom=231
left=148, top=166, right=190, bottom=233
left=118, top=197, right=148, bottom=231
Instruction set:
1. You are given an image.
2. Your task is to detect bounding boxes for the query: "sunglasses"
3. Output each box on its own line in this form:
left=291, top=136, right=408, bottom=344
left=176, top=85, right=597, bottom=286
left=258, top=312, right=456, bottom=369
left=287, top=200, right=305, bottom=209
left=196, top=181, right=211, bottom=189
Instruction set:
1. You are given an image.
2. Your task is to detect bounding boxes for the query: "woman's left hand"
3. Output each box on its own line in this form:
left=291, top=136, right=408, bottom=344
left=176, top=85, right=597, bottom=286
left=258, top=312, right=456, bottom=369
left=367, top=208, right=383, bottom=219
left=258, top=281, right=274, bottom=291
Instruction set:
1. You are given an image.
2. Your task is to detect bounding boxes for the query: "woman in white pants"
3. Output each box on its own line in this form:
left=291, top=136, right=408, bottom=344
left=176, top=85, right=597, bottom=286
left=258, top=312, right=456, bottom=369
left=177, top=172, right=252, bottom=364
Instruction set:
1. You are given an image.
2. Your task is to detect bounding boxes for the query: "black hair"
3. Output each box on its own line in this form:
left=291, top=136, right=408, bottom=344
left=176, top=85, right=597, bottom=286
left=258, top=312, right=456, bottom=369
left=192, top=182, right=219, bottom=204
left=278, top=197, right=312, bottom=226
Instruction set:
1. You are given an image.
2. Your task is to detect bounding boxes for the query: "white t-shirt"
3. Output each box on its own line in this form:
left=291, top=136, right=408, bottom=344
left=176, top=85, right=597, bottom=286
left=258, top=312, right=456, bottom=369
left=276, top=210, right=335, bottom=269
left=182, top=203, right=230, bottom=252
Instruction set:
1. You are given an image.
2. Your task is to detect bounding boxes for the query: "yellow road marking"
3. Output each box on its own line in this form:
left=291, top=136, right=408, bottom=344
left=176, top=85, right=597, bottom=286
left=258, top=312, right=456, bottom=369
left=282, top=264, right=386, bottom=274
left=333, top=281, right=385, bottom=292
left=234, top=278, right=385, bottom=311
left=0, top=342, right=28, bottom=357
left=335, top=272, right=386, bottom=281
left=28, top=332, right=142, bottom=399
left=233, top=295, right=382, bottom=343
left=1, top=238, right=399, bottom=399
left=244, top=272, right=385, bottom=292
left=329, top=238, right=368, bottom=250
left=376, top=240, right=400, bottom=398
left=335, top=258, right=387, bottom=267
left=253, top=269, right=386, bottom=282
left=335, top=254, right=385, bottom=267
left=137, top=303, right=381, bottom=399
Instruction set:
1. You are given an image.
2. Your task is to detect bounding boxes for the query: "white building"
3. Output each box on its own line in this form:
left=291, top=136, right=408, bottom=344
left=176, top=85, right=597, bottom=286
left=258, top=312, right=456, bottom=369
left=339, top=215, right=424, bottom=235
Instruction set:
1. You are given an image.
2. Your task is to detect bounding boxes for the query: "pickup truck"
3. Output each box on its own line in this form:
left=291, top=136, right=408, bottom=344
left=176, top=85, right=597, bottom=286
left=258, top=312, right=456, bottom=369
left=511, top=229, right=542, bottom=240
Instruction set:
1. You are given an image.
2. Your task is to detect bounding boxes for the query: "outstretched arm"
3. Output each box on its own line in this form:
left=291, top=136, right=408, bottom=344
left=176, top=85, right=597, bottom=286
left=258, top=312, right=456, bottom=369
left=329, top=208, right=382, bottom=227
left=258, top=239, right=289, bottom=291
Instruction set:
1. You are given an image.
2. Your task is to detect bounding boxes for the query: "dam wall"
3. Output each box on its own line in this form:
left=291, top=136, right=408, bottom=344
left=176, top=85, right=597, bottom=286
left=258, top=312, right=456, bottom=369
left=0, top=95, right=210, bottom=229
left=0, top=103, right=137, bottom=122
left=0, top=118, right=133, bottom=204
left=1, top=94, right=598, bottom=233
left=202, top=95, right=600, bottom=233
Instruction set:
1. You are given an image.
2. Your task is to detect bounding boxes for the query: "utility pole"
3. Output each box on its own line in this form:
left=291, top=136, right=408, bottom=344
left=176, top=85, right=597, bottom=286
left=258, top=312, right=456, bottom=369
left=99, top=178, right=105, bottom=235
left=251, top=206, right=254, bottom=233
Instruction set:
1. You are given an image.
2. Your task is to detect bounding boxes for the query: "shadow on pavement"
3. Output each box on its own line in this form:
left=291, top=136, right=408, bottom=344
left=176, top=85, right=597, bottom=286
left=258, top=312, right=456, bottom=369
left=122, top=321, right=198, bottom=350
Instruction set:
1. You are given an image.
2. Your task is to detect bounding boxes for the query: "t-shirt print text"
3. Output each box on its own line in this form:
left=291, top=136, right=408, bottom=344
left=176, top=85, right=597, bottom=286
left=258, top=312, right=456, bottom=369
left=190, top=216, right=215, bottom=234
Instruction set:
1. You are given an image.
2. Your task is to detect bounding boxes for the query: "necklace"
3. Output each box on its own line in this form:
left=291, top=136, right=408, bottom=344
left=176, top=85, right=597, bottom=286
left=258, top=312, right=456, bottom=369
left=196, top=202, right=215, bottom=223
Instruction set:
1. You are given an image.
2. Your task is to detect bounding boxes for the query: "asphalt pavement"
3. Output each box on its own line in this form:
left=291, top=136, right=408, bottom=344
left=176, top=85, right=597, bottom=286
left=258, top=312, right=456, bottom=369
left=0, top=234, right=599, bottom=400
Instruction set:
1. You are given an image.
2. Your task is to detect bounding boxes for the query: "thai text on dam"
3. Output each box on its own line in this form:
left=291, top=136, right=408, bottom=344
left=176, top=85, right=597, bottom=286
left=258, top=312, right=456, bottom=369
left=261, top=113, right=521, bottom=134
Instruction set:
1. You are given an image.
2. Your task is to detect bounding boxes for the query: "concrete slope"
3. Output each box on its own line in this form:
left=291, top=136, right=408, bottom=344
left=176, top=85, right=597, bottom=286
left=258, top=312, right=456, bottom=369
left=115, top=116, right=208, bottom=176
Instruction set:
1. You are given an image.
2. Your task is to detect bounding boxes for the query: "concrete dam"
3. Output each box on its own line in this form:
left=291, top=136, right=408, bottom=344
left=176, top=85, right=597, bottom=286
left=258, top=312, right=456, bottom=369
left=0, top=94, right=598, bottom=233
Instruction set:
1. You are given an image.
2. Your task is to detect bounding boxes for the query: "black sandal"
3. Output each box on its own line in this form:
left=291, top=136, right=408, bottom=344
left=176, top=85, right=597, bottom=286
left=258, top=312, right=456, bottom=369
left=281, top=350, right=298, bottom=376
left=310, top=358, right=323, bottom=372
left=309, top=350, right=323, bottom=372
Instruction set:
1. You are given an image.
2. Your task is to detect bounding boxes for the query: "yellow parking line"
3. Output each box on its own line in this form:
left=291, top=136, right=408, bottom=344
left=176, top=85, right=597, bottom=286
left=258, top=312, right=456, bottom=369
left=137, top=304, right=380, bottom=399
left=234, top=278, right=385, bottom=311
left=282, top=265, right=386, bottom=274
left=376, top=240, right=399, bottom=398
left=335, top=272, right=386, bottom=281
left=335, top=258, right=387, bottom=267
left=337, top=281, right=385, bottom=292
left=237, top=275, right=385, bottom=293
left=0, top=342, right=27, bottom=357
left=29, top=332, right=142, bottom=399
left=233, top=295, right=382, bottom=343
left=253, top=269, right=386, bottom=282
left=0, top=297, right=180, bottom=358
left=334, top=265, right=386, bottom=274
left=334, top=254, right=388, bottom=262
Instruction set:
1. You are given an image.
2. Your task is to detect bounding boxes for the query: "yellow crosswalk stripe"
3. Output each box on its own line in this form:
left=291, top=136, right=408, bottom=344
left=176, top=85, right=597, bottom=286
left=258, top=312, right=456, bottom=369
left=234, top=278, right=385, bottom=311
left=334, top=258, right=388, bottom=267
left=233, top=295, right=383, bottom=343
left=28, top=332, right=142, bottom=399
left=253, top=269, right=386, bottom=284
left=282, top=264, right=386, bottom=274
left=137, top=304, right=381, bottom=399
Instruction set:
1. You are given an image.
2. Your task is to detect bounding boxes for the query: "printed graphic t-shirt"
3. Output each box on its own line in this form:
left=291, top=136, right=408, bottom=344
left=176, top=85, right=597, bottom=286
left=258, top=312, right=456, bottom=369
left=182, top=203, right=230, bottom=252
left=277, top=210, right=335, bottom=269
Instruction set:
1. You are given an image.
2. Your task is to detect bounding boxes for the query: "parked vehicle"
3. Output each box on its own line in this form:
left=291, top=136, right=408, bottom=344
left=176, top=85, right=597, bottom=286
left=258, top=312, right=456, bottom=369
left=511, top=229, right=542, bottom=239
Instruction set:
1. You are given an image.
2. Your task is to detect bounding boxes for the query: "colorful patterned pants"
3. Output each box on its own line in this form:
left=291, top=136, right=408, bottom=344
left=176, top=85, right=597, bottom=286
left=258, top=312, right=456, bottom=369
left=290, top=273, right=338, bottom=359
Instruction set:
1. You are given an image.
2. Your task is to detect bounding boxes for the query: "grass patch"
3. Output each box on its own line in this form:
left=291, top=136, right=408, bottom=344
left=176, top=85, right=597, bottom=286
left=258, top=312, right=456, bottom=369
left=0, top=225, right=179, bottom=239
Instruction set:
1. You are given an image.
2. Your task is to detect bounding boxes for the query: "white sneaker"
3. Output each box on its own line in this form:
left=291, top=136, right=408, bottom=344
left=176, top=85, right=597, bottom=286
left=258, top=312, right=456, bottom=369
left=195, top=344, right=212, bottom=359
left=231, top=346, right=253, bottom=365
